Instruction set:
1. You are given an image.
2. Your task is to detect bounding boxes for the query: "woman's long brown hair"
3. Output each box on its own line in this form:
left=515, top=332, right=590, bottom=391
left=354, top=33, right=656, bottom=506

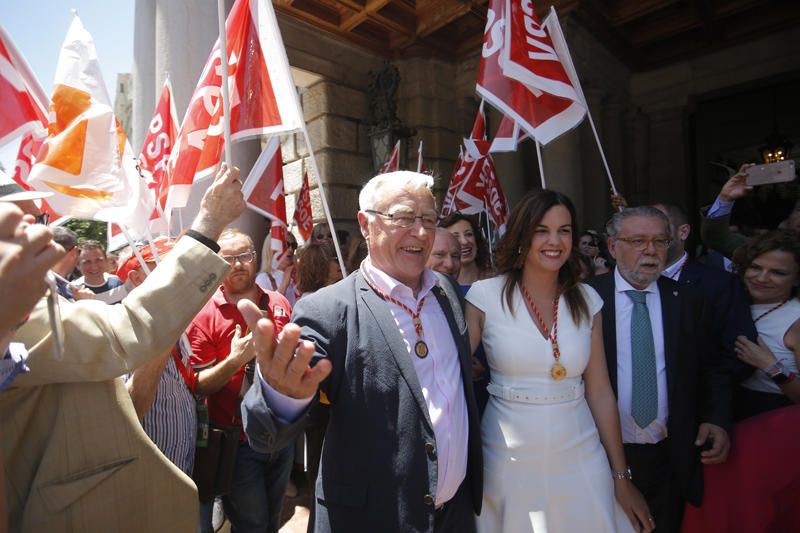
left=496, top=189, right=590, bottom=325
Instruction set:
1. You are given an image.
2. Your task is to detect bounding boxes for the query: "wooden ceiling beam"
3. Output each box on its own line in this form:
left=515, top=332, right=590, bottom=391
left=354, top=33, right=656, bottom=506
left=607, top=0, right=680, bottom=25
left=416, top=0, right=473, bottom=38
left=368, top=12, right=410, bottom=34
left=334, top=0, right=364, bottom=11
left=339, top=0, right=391, bottom=31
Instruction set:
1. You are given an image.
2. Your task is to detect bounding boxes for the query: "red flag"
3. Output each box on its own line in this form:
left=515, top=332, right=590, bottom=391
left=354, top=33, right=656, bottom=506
left=476, top=0, right=585, bottom=145
left=12, top=131, right=43, bottom=185
left=166, top=0, right=303, bottom=214
left=442, top=105, right=509, bottom=233
left=293, top=172, right=313, bottom=241
left=441, top=146, right=464, bottom=218
left=0, top=26, right=48, bottom=147
left=379, top=140, right=400, bottom=173
left=11, top=131, right=59, bottom=219
left=489, top=112, right=529, bottom=153
left=139, top=77, right=179, bottom=217
left=242, top=136, right=289, bottom=269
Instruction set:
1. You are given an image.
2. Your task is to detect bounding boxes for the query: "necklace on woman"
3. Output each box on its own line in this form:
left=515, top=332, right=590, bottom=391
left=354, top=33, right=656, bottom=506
left=519, top=282, right=566, bottom=380
left=754, top=299, right=789, bottom=323
left=361, top=264, right=429, bottom=358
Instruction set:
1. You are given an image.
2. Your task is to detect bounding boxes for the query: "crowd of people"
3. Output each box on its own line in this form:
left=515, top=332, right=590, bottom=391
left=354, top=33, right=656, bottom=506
left=0, top=161, right=798, bottom=533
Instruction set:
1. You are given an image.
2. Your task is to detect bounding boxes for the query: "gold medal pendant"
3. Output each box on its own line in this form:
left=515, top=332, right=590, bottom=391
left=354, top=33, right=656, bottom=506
left=414, top=340, right=429, bottom=359
left=550, top=362, right=567, bottom=380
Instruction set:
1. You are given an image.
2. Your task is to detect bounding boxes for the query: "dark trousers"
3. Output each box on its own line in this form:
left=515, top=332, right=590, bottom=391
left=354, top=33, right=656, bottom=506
left=624, top=440, right=684, bottom=533
left=199, top=441, right=293, bottom=533
left=434, top=480, right=476, bottom=533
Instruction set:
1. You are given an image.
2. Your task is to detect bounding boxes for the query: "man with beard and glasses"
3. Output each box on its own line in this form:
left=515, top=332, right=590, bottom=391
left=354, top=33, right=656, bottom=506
left=586, top=206, right=735, bottom=533
left=188, top=228, right=293, bottom=533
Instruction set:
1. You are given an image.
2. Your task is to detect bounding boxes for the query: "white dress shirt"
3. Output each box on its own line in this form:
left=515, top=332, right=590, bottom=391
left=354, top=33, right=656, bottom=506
left=613, top=268, right=669, bottom=444
left=261, top=258, right=468, bottom=506
left=662, top=252, right=688, bottom=281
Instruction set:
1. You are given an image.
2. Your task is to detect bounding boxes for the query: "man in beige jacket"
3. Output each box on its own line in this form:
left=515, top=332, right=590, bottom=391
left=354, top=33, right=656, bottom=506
left=1, top=164, right=245, bottom=532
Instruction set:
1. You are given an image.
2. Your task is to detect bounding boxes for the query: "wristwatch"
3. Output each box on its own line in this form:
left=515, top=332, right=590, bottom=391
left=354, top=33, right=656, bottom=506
left=612, top=467, right=632, bottom=480
left=765, top=361, right=796, bottom=385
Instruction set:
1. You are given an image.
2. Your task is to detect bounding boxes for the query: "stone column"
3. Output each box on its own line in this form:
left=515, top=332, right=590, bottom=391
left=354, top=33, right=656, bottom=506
left=542, top=128, right=584, bottom=226
left=578, top=88, right=607, bottom=230
left=132, top=0, right=155, bottom=153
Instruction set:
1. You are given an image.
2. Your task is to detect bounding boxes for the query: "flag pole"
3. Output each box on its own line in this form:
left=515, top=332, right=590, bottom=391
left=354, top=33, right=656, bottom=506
left=535, top=139, right=546, bottom=189
left=216, top=0, right=233, bottom=166
left=301, top=126, right=347, bottom=276
left=119, top=224, right=152, bottom=277
left=585, top=112, right=618, bottom=196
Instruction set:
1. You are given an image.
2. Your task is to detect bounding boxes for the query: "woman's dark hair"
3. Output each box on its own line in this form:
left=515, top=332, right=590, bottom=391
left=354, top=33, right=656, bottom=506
left=296, top=242, right=336, bottom=294
left=495, top=189, right=589, bottom=325
left=346, top=233, right=368, bottom=273
left=732, top=229, right=800, bottom=298
left=439, top=212, right=491, bottom=274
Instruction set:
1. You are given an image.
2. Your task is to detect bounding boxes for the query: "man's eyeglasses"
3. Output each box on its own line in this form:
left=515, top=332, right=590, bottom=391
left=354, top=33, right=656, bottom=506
left=221, top=250, right=257, bottom=264
left=615, top=237, right=671, bottom=251
left=364, top=209, right=438, bottom=229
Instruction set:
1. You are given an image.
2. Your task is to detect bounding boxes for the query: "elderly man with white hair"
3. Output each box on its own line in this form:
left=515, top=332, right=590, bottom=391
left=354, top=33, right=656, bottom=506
left=241, top=171, right=483, bottom=532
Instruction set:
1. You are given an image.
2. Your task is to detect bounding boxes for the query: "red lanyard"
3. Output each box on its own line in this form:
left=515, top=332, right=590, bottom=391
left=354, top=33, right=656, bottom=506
left=171, top=346, right=196, bottom=394
left=361, top=267, right=426, bottom=338
left=754, top=300, right=789, bottom=323
left=519, top=283, right=560, bottom=359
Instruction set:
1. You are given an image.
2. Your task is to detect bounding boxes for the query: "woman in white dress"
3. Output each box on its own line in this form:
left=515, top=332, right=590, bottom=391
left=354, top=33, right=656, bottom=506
left=465, top=190, right=652, bottom=533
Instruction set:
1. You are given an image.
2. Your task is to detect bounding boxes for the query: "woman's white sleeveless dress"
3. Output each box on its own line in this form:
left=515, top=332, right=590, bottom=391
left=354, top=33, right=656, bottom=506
left=466, top=276, right=633, bottom=533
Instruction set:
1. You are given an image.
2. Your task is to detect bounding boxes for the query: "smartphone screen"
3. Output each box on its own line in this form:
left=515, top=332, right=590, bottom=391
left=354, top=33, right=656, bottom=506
left=745, top=160, right=796, bottom=186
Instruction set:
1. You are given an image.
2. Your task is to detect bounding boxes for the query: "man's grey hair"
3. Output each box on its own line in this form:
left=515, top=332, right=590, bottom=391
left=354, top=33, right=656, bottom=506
left=605, top=206, right=672, bottom=238
left=358, top=171, right=435, bottom=212
left=52, top=226, right=78, bottom=250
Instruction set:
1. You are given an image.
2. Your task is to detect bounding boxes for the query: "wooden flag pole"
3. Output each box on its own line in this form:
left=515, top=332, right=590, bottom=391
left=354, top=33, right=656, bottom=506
left=535, top=139, right=546, bottom=189
left=217, top=0, right=233, bottom=166
left=585, top=112, right=618, bottom=196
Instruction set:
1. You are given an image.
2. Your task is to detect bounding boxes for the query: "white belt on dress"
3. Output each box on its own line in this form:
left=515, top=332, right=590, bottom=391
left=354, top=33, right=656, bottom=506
left=486, top=380, right=584, bottom=405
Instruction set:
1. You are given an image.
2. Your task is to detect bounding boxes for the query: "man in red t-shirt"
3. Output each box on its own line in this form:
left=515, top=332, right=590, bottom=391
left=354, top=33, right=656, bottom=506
left=189, top=228, right=292, bottom=533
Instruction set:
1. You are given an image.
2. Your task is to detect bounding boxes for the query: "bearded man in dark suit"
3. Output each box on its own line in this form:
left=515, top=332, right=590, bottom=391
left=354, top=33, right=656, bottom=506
left=586, top=206, right=734, bottom=533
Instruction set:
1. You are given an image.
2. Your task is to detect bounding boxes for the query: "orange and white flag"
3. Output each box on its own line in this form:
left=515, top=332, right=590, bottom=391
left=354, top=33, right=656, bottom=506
left=166, top=0, right=304, bottom=215
left=27, top=15, right=154, bottom=236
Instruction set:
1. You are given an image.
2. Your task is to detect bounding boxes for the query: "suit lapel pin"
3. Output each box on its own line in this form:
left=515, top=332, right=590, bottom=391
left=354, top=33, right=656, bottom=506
left=673, top=291, right=678, bottom=296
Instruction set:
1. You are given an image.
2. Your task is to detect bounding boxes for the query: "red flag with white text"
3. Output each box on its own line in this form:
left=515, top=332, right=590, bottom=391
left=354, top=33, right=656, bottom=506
left=166, top=0, right=303, bottom=215
left=11, top=132, right=58, bottom=219
left=293, top=171, right=313, bottom=241
left=139, top=77, right=179, bottom=218
left=0, top=26, right=48, bottom=147
left=476, top=0, right=585, bottom=145
left=442, top=104, right=509, bottom=233
left=242, top=136, right=289, bottom=269
left=380, top=140, right=400, bottom=173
